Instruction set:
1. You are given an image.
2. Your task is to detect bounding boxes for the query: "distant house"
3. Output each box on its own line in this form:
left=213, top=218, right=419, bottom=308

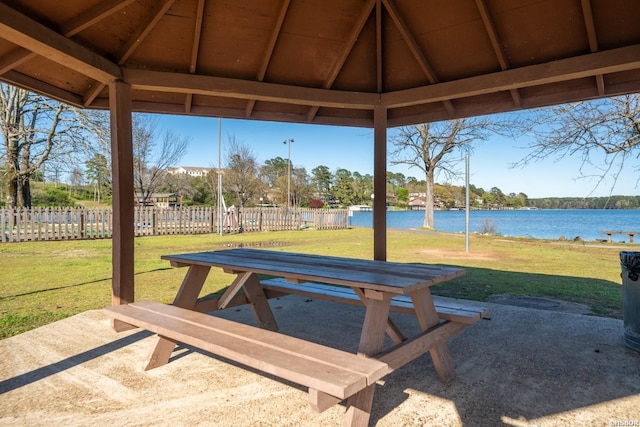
left=409, top=197, right=427, bottom=210
left=135, top=193, right=181, bottom=208
left=167, top=166, right=214, bottom=178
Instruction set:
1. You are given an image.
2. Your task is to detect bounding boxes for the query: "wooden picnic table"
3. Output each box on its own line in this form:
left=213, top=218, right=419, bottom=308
left=104, top=248, right=486, bottom=426
left=602, top=230, right=640, bottom=243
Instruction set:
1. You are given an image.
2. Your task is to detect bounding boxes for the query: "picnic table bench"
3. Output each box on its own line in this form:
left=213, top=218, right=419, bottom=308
left=602, top=230, right=640, bottom=243
left=103, top=248, right=488, bottom=426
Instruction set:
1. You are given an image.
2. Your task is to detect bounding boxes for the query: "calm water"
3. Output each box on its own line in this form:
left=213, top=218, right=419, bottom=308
left=348, top=209, right=640, bottom=242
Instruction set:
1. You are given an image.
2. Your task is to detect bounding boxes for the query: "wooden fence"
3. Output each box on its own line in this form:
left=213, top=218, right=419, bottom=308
left=0, top=207, right=349, bottom=243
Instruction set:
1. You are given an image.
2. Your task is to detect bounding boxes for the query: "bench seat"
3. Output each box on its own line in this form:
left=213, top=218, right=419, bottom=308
left=103, top=301, right=390, bottom=408
left=261, top=278, right=488, bottom=324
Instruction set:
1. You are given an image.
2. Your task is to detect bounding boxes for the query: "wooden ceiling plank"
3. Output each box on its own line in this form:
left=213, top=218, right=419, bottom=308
left=117, top=0, right=177, bottom=64
left=307, top=0, right=375, bottom=122
left=60, top=0, right=138, bottom=37
left=383, top=44, right=640, bottom=109
left=0, top=3, right=121, bottom=83
left=247, top=0, right=291, bottom=118
left=0, top=48, right=36, bottom=75
left=382, top=0, right=453, bottom=114
left=580, top=0, right=605, bottom=96
left=475, top=0, right=520, bottom=107
left=123, top=68, right=379, bottom=109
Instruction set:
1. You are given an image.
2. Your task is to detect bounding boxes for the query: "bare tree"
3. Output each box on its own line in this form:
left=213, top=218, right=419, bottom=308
left=225, top=136, right=263, bottom=209
left=390, top=117, right=499, bottom=229
left=85, top=153, right=111, bottom=204
left=515, top=94, right=640, bottom=197
left=69, top=166, right=83, bottom=197
left=132, top=115, right=189, bottom=205
left=0, top=84, right=100, bottom=208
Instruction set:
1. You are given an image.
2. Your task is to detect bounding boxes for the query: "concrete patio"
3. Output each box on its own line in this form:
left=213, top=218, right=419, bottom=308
left=1, top=295, right=639, bottom=426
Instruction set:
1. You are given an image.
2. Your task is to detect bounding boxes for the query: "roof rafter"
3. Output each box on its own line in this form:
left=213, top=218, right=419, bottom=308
left=0, top=48, right=35, bottom=75
left=1, top=0, right=135, bottom=78
left=60, top=0, right=138, bottom=37
left=306, top=0, right=376, bottom=122
left=382, top=0, right=454, bottom=116
left=1, top=69, right=84, bottom=105
left=85, top=0, right=176, bottom=106
left=0, top=3, right=121, bottom=83
left=117, top=0, right=176, bottom=64
left=185, top=0, right=206, bottom=113
left=474, top=0, right=521, bottom=107
left=580, top=0, right=605, bottom=96
left=246, top=0, right=291, bottom=118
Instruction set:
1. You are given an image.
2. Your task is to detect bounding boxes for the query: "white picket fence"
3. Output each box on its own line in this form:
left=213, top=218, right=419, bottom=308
left=0, top=207, right=349, bottom=243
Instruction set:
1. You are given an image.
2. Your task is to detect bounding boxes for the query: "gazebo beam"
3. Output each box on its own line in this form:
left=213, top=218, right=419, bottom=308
left=382, top=44, right=640, bottom=109
left=123, top=69, right=379, bottom=110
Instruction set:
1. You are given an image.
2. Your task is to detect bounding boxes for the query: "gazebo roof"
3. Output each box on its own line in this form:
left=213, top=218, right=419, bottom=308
left=2, top=0, right=640, bottom=127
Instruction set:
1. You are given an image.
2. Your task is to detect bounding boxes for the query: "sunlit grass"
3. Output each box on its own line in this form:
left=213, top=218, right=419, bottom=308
left=0, top=227, right=627, bottom=338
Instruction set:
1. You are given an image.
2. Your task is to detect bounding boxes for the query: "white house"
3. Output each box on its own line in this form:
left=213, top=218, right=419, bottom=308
left=167, top=166, right=214, bottom=178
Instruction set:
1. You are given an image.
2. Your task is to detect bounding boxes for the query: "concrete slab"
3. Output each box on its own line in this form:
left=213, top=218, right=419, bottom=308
left=1, top=296, right=639, bottom=426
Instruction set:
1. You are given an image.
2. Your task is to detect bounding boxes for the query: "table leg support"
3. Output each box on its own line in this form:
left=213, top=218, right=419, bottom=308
left=410, top=289, right=456, bottom=384
left=242, top=273, right=278, bottom=331
left=144, top=336, right=178, bottom=371
left=145, top=265, right=210, bottom=370
left=343, top=290, right=391, bottom=427
left=342, top=384, right=376, bottom=427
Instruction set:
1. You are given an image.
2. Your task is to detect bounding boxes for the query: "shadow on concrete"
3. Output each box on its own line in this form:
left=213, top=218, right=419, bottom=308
left=0, top=329, right=152, bottom=395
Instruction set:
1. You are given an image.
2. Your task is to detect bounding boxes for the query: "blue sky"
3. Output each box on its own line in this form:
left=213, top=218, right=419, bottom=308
left=156, top=115, right=638, bottom=199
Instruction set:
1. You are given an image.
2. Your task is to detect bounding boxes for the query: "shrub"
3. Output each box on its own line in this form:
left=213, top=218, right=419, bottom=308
left=478, top=218, right=499, bottom=235
left=309, top=198, right=324, bottom=209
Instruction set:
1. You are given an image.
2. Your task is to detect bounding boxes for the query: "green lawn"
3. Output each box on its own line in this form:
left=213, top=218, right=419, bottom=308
left=0, top=228, right=628, bottom=339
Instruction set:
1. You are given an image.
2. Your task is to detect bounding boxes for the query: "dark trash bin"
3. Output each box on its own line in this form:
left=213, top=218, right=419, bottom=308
left=620, top=251, right=640, bottom=351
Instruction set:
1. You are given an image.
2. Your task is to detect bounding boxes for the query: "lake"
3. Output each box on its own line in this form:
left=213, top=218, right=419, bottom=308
left=348, top=209, right=640, bottom=242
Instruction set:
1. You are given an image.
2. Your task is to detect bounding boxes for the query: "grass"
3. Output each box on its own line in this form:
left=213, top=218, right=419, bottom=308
left=0, top=227, right=629, bottom=339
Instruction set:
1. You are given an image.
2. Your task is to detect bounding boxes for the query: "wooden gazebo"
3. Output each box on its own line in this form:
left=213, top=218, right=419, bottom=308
left=1, top=0, right=640, bottom=310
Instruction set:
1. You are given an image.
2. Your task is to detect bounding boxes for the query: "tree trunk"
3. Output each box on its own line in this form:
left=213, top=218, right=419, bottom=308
left=423, top=169, right=435, bottom=229
left=5, top=174, right=16, bottom=209
left=19, top=176, right=31, bottom=208
left=5, top=158, right=18, bottom=209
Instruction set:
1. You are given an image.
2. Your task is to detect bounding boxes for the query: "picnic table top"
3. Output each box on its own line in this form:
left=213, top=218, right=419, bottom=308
left=161, top=248, right=465, bottom=295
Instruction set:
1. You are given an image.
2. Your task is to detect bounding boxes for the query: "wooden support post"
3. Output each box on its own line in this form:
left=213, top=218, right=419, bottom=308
left=373, top=103, right=387, bottom=262
left=109, top=80, right=135, bottom=332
